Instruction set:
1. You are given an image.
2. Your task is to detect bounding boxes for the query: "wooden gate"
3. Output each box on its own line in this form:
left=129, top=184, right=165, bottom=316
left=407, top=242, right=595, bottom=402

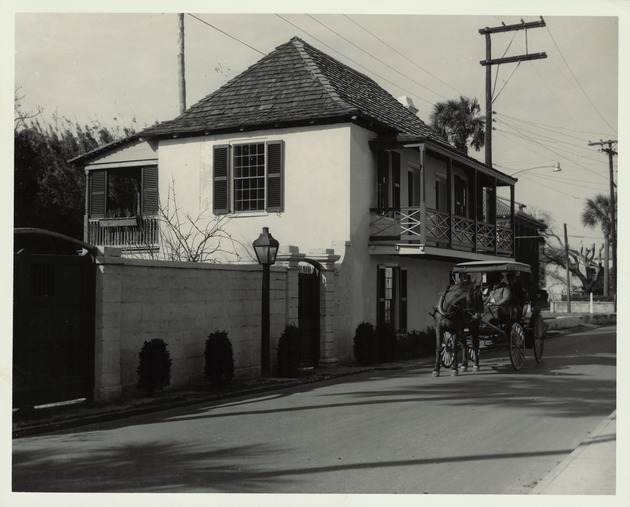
left=298, top=263, right=320, bottom=368
left=13, top=230, right=96, bottom=408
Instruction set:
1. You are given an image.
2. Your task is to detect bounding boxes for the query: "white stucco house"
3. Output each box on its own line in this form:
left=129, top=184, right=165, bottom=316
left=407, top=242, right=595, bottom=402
left=73, top=37, right=523, bottom=365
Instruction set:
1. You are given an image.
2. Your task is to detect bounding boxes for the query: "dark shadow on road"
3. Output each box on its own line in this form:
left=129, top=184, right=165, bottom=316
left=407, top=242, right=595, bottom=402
left=13, top=441, right=290, bottom=493
left=12, top=438, right=575, bottom=493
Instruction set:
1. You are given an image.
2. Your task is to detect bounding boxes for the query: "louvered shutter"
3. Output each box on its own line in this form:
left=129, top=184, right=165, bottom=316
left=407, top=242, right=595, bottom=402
left=142, top=166, right=159, bottom=216
left=392, top=152, right=401, bottom=209
left=266, top=140, right=284, bottom=212
left=89, top=170, right=107, bottom=218
left=377, top=265, right=386, bottom=324
left=377, top=151, right=389, bottom=209
left=399, top=268, right=408, bottom=331
left=213, top=145, right=230, bottom=214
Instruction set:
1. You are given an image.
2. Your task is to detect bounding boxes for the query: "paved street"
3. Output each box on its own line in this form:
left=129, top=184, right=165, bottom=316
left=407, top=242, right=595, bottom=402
left=12, top=325, right=616, bottom=494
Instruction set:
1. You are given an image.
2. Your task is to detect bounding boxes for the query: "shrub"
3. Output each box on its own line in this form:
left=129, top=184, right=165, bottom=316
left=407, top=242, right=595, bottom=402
left=277, top=324, right=301, bottom=378
left=376, top=322, right=398, bottom=362
left=137, top=339, right=172, bottom=395
left=397, top=327, right=437, bottom=359
left=353, top=322, right=378, bottom=365
left=204, top=330, right=235, bottom=387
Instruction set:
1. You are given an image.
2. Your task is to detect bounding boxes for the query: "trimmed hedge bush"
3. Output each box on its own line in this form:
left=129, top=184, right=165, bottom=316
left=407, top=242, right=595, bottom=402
left=353, top=322, right=378, bottom=365
left=397, top=327, right=437, bottom=359
left=137, top=339, right=172, bottom=394
left=277, top=324, right=301, bottom=378
left=376, top=322, right=397, bottom=362
left=205, top=330, right=235, bottom=387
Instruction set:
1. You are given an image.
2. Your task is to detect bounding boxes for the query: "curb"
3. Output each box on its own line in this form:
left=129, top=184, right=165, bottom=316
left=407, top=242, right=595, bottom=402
left=530, top=410, right=616, bottom=494
left=12, top=363, right=411, bottom=438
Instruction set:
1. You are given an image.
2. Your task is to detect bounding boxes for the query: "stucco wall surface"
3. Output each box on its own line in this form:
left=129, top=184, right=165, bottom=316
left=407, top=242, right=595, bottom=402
left=94, top=252, right=288, bottom=401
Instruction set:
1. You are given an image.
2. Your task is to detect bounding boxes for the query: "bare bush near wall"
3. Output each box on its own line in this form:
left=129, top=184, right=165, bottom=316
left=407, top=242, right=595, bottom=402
left=134, top=179, right=253, bottom=263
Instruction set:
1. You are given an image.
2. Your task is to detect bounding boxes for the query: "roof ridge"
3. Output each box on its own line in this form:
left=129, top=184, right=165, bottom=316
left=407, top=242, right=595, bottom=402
left=289, top=37, right=355, bottom=112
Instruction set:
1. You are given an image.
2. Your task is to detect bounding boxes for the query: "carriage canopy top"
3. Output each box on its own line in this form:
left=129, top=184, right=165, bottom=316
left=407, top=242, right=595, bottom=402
left=452, top=260, right=532, bottom=275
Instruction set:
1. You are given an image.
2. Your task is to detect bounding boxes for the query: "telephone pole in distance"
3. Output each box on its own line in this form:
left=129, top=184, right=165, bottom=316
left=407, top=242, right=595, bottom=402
left=588, top=139, right=617, bottom=303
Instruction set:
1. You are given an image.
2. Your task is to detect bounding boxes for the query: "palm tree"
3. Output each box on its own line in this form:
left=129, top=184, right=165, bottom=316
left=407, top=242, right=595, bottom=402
left=581, top=194, right=612, bottom=237
left=581, top=194, right=613, bottom=295
left=429, top=96, right=485, bottom=155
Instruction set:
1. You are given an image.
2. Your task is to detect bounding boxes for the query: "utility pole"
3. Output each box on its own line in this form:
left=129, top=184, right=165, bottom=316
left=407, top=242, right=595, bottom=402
left=588, top=139, right=617, bottom=306
left=479, top=18, right=547, bottom=168
left=564, top=223, right=572, bottom=314
left=178, top=13, right=187, bottom=113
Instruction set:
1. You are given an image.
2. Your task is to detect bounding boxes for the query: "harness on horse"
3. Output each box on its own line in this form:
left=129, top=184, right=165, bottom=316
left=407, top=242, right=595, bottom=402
left=434, top=283, right=480, bottom=323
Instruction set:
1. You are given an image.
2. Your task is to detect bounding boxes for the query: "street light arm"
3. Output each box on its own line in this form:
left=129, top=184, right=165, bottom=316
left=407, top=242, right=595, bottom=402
left=511, top=163, right=561, bottom=177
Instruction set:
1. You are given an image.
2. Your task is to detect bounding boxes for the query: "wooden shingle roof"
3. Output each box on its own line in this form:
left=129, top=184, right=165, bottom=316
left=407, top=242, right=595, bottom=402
left=141, top=37, right=443, bottom=140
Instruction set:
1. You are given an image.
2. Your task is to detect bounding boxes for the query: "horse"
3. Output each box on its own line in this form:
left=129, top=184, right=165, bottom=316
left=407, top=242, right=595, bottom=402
left=431, top=280, right=483, bottom=377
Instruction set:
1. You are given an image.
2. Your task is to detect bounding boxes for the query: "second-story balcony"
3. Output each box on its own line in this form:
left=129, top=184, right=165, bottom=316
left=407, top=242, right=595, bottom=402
left=369, top=206, right=513, bottom=257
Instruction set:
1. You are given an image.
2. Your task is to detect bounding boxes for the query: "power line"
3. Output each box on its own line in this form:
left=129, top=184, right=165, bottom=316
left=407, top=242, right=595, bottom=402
left=306, top=14, right=448, bottom=101
left=495, top=118, right=609, bottom=163
left=343, top=14, right=465, bottom=97
left=545, top=25, right=617, bottom=134
left=187, top=14, right=266, bottom=56
left=495, top=124, right=610, bottom=182
left=275, top=14, right=435, bottom=106
left=496, top=111, right=613, bottom=138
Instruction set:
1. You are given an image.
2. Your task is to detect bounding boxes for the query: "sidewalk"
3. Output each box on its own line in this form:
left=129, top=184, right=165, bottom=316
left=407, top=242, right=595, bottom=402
left=530, top=411, right=616, bottom=495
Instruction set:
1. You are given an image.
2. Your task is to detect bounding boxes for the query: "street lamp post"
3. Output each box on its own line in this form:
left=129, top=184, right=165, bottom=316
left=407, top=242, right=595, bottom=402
left=252, top=227, right=279, bottom=377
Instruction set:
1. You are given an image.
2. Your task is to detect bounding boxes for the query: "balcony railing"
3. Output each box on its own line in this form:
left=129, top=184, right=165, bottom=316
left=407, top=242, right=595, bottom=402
left=87, top=217, right=159, bottom=249
left=370, top=207, right=513, bottom=256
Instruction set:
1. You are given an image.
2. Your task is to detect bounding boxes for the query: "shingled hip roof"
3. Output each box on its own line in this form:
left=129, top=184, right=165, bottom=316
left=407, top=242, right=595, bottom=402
left=140, top=36, right=443, bottom=141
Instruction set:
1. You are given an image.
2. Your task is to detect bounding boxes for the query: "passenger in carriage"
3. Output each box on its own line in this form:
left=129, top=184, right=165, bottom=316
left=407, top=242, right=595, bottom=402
left=485, top=272, right=511, bottom=319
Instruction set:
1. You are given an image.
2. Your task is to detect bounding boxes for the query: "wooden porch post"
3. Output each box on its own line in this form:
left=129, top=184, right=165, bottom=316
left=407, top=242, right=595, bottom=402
left=473, top=169, right=478, bottom=252
left=510, top=184, right=516, bottom=258
left=492, top=177, right=497, bottom=255
left=447, top=157, right=453, bottom=248
left=419, top=145, right=427, bottom=244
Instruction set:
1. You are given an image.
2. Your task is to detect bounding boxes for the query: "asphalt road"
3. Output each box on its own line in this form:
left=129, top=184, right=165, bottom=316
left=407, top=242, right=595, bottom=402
left=12, top=325, right=616, bottom=494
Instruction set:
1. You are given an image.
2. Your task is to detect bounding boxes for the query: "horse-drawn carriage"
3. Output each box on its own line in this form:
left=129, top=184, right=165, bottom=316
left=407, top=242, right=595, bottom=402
left=431, top=260, right=547, bottom=377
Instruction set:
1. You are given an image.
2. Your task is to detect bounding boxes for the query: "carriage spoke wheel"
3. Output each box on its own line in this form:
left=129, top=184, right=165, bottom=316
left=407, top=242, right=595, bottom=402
left=440, top=331, right=456, bottom=369
left=533, top=314, right=546, bottom=363
left=509, top=322, right=526, bottom=371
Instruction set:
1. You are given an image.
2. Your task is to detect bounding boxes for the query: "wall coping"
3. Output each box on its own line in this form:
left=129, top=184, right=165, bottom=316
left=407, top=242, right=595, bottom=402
left=95, top=254, right=287, bottom=273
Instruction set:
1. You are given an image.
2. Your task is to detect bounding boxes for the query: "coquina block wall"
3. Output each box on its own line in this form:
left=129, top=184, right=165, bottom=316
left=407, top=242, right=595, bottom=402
left=93, top=248, right=290, bottom=402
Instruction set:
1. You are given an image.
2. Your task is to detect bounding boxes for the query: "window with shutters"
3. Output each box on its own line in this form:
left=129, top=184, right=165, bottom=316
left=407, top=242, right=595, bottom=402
left=88, top=166, right=158, bottom=218
left=376, top=265, right=408, bottom=331
left=213, top=141, right=284, bottom=215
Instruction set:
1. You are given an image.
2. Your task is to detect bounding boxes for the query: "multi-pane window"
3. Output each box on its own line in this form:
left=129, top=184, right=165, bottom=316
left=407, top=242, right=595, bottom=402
left=213, top=141, right=284, bottom=214
left=377, top=265, right=408, bottom=331
left=234, top=143, right=265, bottom=211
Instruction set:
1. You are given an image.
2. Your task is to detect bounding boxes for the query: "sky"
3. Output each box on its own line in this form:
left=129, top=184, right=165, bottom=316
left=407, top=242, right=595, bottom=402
left=5, top=0, right=626, bottom=250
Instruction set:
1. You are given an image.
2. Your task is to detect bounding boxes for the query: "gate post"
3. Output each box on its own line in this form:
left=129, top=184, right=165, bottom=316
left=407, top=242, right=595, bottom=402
left=93, top=247, right=124, bottom=402
left=308, top=249, right=341, bottom=365
left=275, top=245, right=305, bottom=326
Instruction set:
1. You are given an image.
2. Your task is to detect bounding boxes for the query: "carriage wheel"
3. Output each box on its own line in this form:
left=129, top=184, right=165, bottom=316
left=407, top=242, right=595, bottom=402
left=440, top=331, right=456, bottom=368
left=532, top=314, right=546, bottom=363
left=509, top=322, right=526, bottom=371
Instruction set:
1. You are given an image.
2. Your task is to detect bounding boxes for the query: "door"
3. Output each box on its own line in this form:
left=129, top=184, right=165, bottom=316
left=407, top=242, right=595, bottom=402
left=13, top=251, right=95, bottom=408
left=298, top=263, right=320, bottom=368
